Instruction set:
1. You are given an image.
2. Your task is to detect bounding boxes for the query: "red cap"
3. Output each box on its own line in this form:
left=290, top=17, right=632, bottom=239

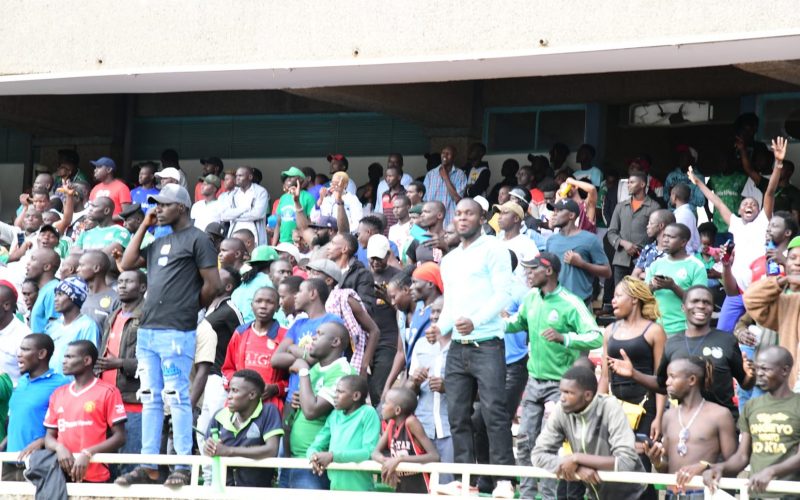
left=0, top=280, right=18, bottom=302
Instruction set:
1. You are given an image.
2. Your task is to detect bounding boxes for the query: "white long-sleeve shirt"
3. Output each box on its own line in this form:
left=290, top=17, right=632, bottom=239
left=219, top=183, right=270, bottom=245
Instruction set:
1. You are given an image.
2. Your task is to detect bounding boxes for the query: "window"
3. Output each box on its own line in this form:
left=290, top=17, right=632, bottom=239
left=484, top=106, right=586, bottom=153
left=758, top=93, right=800, bottom=142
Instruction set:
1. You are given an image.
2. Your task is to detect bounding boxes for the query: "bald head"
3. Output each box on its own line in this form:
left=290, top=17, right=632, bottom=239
left=424, top=201, right=445, bottom=216
left=758, top=345, right=794, bottom=370
left=457, top=197, right=483, bottom=213
left=652, top=209, right=676, bottom=226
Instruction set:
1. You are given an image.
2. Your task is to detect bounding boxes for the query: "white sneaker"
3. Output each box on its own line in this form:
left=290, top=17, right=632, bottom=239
left=492, top=480, right=515, bottom=498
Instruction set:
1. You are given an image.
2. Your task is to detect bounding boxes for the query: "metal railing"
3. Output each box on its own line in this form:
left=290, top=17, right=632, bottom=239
left=0, top=451, right=798, bottom=499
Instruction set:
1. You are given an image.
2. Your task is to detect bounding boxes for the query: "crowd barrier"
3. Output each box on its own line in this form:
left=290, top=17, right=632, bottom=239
left=0, top=451, right=798, bottom=499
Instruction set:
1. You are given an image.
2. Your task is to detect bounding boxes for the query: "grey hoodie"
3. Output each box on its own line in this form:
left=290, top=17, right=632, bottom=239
left=532, top=393, right=646, bottom=500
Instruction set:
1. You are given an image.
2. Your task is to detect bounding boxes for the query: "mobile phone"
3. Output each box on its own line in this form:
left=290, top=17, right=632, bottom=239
left=721, top=239, right=735, bottom=264
left=16, top=233, right=24, bottom=247
left=654, top=275, right=668, bottom=280
left=635, top=433, right=653, bottom=447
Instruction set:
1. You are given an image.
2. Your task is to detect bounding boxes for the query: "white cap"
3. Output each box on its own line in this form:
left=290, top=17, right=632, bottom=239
left=367, top=234, right=391, bottom=259
left=155, top=167, right=181, bottom=182
left=275, top=242, right=303, bottom=265
left=474, top=195, right=489, bottom=213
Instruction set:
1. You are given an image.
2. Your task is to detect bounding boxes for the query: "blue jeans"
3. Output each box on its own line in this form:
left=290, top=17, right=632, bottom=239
left=120, top=411, right=142, bottom=475
left=279, top=467, right=330, bottom=489
left=136, top=328, right=196, bottom=471
left=433, top=437, right=454, bottom=485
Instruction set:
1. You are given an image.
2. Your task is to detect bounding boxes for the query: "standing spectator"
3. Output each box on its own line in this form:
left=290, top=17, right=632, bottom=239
left=532, top=365, right=647, bottom=500
left=0, top=281, right=31, bottom=384
left=706, top=150, right=749, bottom=234
left=203, top=369, right=283, bottom=487
left=646, top=357, right=737, bottom=498
left=219, top=237, right=247, bottom=271
left=46, top=276, right=100, bottom=374
left=231, top=227, right=256, bottom=258
left=487, top=159, right=520, bottom=205
left=406, top=181, right=425, bottom=207
left=663, top=145, right=705, bottom=209
left=75, top=197, right=131, bottom=253
left=78, top=250, right=120, bottom=330
left=645, top=223, right=708, bottom=336
left=43, top=341, right=127, bottom=483
left=327, top=153, right=357, bottom=194
left=220, top=166, right=270, bottom=246
left=426, top=198, right=515, bottom=498
left=670, top=183, right=701, bottom=254
left=365, top=234, right=400, bottom=402
left=273, top=167, right=314, bottom=245
left=464, top=142, right=490, bottom=198
left=21, top=278, right=39, bottom=324
left=4, top=334, right=68, bottom=481
left=328, top=233, right=376, bottom=312
left=405, top=201, right=448, bottom=265
left=154, top=167, right=181, bottom=188
left=388, top=195, right=413, bottom=265
left=190, top=174, right=221, bottom=231
left=54, top=149, right=89, bottom=194
left=631, top=209, right=674, bottom=279
left=117, top=183, right=221, bottom=487
left=375, top=165, right=407, bottom=230
left=557, top=176, right=598, bottom=233
left=375, top=154, right=413, bottom=214
left=27, top=248, right=61, bottom=332
left=497, top=201, right=540, bottom=286
left=195, top=157, right=225, bottom=202
left=549, top=142, right=570, bottom=176
left=231, top=245, right=278, bottom=324
left=424, top=146, right=467, bottom=226
left=505, top=252, right=603, bottom=499
left=317, top=172, right=363, bottom=233
left=160, top=148, right=189, bottom=190
left=572, top=143, right=603, bottom=187
left=705, top=346, right=800, bottom=494
left=130, top=161, right=160, bottom=214
left=96, top=269, right=145, bottom=473
left=607, top=170, right=660, bottom=290
left=546, top=199, right=610, bottom=304
left=307, top=375, right=381, bottom=492
left=119, top=203, right=155, bottom=248
left=89, top=157, right=132, bottom=217
left=222, top=286, right=287, bottom=412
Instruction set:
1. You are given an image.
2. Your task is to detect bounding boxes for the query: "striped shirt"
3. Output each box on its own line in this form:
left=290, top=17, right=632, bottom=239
left=424, top=165, right=467, bottom=226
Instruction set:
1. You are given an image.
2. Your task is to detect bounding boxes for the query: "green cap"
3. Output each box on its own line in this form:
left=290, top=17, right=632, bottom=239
left=199, top=174, right=221, bottom=189
left=247, top=245, right=279, bottom=264
left=409, top=203, right=423, bottom=215
left=788, top=236, right=800, bottom=250
left=281, top=166, right=306, bottom=179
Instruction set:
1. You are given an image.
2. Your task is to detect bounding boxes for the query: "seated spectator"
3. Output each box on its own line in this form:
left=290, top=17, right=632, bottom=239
left=631, top=209, right=674, bottom=280
left=96, top=269, right=145, bottom=475
left=532, top=365, right=647, bottom=499
left=222, top=286, right=287, bottom=412
left=0, top=280, right=31, bottom=384
left=8, top=208, right=43, bottom=264
left=75, top=197, right=131, bottom=254
left=645, top=357, right=736, bottom=498
left=46, top=277, right=100, bottom=374
left=704, top=346, right=800, bottom=494
left=119, top=204, right=155, bottom=249
left=283, top=322, right=356, bottom=489
left=695, top=222, right=722, bottom=289
left=43, top=340, right=127, bottom=483
left=406, top=181, right=425, bottom=207
left=307, top=375, right=381, bottom=491
left=130, top=161, right=159, bottom=213
left=204, top=369, right=283, bottom=487
left=195, top=157, right=226, bottom=201
left=277, top=275, right=303, bottom=327
left=232, top=228, right=257, bottom=258
left=3, top=334, right=68, bottom=481
left=20, top=278, right=39, bottom=328
left=487, top=159, right=519, bottom=205
left=645, top=223, right=707, bottom=336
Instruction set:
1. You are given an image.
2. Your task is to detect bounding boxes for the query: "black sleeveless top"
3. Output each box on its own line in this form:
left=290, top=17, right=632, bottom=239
left=608, top=321, right=655, bottom=403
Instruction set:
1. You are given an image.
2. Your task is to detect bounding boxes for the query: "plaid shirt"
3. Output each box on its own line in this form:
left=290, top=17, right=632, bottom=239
left=424, top=165, right=467, bottom=226
left=325, top=288, right=367, bottom=372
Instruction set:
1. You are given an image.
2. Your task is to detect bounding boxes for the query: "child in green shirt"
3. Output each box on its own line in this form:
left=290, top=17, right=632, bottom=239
left=307, top=375, right=381, bottom=491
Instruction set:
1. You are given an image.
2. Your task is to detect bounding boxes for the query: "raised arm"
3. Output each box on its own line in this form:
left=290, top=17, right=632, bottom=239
left=763, top=137, right=788, bottom=220
left=688, top=167, right=733, bottom=226
left=120, top=209, right=155, bottom=270
left=566, top=177, right=598, bottom=222
left=736, top=136, right=761, bottom=184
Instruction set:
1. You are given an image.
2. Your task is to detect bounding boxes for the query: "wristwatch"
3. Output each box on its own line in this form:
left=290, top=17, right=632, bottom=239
left=299, top=368, right=310, bottom=377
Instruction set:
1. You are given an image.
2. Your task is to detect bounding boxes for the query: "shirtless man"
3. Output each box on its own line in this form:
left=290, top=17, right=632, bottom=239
left=645, top=357, right=737, bottom=498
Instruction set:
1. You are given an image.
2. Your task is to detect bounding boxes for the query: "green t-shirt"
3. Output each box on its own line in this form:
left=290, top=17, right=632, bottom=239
left=276, top=191, right=315, bottom=244
left=739, top=393, right=800, bottom=481
left=76, top=225, right=131, bottom=250
left=307, top=404, right=381, bottom=491
left=646, top=256, right=707, bottom=335
left=708, top=173, right=748, bottom=232
left=0, top=373, right=13, bottom=442
left=290, top=357, right=357, bottom=458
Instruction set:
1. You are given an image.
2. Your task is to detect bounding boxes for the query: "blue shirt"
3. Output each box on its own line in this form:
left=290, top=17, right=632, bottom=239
left=31, top=279, right=59, bottom=334
left=131, top=186, right=160, bottom=213
left=438, top=234, right=513, bottom=341
left=545, top=230, right=609, bottom=300
left=355, top=240, right=400, bottom=267
left=634, top=241, right=665, bottom=272
left=284, top=313, right=344, bottom=403
left=504, top=297, right=529, bottom=365
left=7, top=369, right=69, bottom=452
left=231, top=273, right=274, bottom=324
left=405, top=302, right=432, bottom=367
left=423, top=166, right=467, bottom=226
left=45, top=314, right=100, bottom=375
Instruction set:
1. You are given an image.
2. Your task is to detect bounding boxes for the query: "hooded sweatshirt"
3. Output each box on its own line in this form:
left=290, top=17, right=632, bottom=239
left=532, top=394, right=646, bottom=500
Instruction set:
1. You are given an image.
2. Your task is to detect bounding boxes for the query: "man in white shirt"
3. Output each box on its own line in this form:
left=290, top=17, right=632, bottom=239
left=0, top=280, right=31, bottom=384
left=219, top=166, right=270, bottom=245
left=388, top=194, right=414, bottom=265
left=496, top=201, right=539, bottom=285
left=327, top=153, right=357, bottom=195
left=190, top=175, right=221, bottom=231
left=374, top=154, right=413, bottom=213
left=670, top=182, right=701, bottom=255
left=316, top=171, right=363, bottom=232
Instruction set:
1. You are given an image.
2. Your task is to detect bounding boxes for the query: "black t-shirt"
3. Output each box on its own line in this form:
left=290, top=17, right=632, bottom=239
left=656, top=329, right=746, bottom=419
left=405, top=239, right=436, bottom=265
left=141, top=225, right=219, bottom=330
left=206, top=300, right=243, bottom=376
left=372, top=267, right=400, bottom=350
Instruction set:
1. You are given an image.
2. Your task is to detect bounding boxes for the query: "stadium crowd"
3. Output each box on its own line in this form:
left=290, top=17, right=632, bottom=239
left=0, top=112, right=799, bottom=499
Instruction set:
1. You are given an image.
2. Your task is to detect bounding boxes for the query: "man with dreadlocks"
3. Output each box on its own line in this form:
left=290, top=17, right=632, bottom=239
left=609, top=285, right=755, bottom=422
left=644, top=357, right=736, bottom=499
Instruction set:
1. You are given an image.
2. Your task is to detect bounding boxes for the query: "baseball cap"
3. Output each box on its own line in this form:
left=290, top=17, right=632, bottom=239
left=307, top=259, right=343, bottom=284
left=521, top=252, right=562, bottom=274
left=119, top=203, right=142, bottom=219
left=409, top=203, right=423, bottom=215
left=90, top=157, right=116, bottom=170
left=367, top=234, right=391, bottom=259
left=0, top=280, right=18, bottom=302
left=275, top=243, right=305, bottom=265
left=788, top=236, right=800, bottom=250
left=508, top=187, right=531, bottom=209
left=493, top=201, right=524, bottom=220
left=247, top=245, right=279, bottom=264
left=199, top=174, right=221, bottom=189
left=474, top=196, right=489, bottom=213
left=309, top=216, right=338, bottom=231
left=155, top=167, right=181, bottom=182
left=549, top=198, right=581, bottom=216
left=326, top=153, right=349, bottom=168
left=147, top=184, right=192, bottom=209
left=205, top=222, right=226, bottom=239
left=281, top=166, right=306, bottom=179
left=200, top=157, right=224, bottom=169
